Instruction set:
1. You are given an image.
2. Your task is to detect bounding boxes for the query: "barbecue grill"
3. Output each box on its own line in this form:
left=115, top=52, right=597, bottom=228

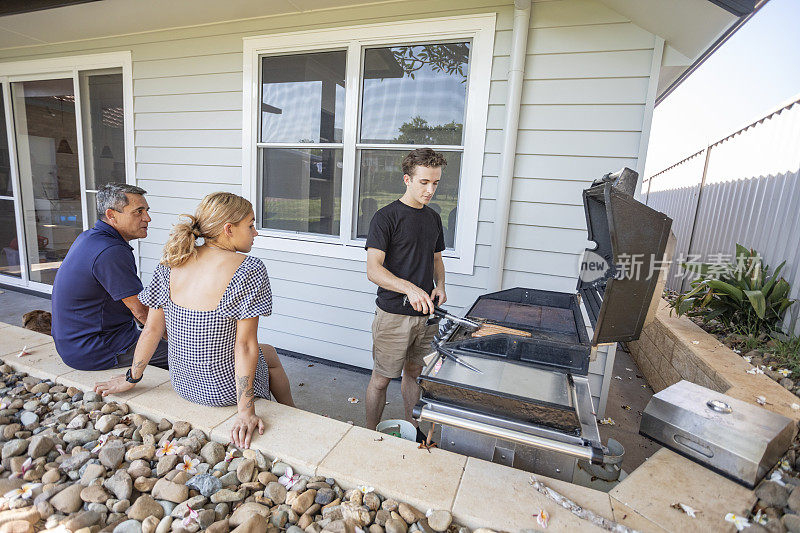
left=414, top=168, right=673, bottom=482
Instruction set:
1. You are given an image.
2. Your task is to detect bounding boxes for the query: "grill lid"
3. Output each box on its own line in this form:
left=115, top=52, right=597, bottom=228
left=577, top=168, right=673, bottom=343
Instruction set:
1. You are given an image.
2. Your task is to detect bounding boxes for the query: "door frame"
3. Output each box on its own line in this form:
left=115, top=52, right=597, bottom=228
left=0, top=51, right=134, bottom=294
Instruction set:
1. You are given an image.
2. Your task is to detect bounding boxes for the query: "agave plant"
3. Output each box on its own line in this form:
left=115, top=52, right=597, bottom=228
left=670, top=244, right=794, bottom=333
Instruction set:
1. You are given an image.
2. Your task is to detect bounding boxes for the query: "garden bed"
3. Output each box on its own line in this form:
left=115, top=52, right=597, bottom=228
left=665, top=289, right=800, bottom=399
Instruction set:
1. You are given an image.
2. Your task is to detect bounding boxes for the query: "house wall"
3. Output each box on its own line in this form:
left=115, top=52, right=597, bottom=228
left=0, top=0, right=660, bottom=396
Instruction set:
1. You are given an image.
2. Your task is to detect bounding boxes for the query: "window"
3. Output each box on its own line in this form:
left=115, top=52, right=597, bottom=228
left=243, top=15, right=494, bottom=274
left=0, top=52, right=133, bottom=290
left=258, top=51, right=345, bottom=236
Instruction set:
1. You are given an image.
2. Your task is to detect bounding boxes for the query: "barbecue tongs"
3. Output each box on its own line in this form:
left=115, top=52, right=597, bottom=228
left=401, top=296, right=482, bottom=331
left=400, top=296, right=483, bottom=373
left=430, top=340, right=483, bottom=374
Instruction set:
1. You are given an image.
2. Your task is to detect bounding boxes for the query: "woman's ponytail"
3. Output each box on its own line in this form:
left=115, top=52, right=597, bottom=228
left=160, top=193, right=253, bottom=268
left=161, top=214, right=201, bottom=268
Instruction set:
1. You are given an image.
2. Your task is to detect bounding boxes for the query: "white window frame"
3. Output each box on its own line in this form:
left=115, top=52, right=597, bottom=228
left=242, top=14, right=495, bottom=275
left=0, top=51, right=135, bottom=293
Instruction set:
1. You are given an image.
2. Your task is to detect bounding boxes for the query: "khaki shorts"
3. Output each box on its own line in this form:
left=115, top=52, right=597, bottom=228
left=371, top=307, right=438, bottom=379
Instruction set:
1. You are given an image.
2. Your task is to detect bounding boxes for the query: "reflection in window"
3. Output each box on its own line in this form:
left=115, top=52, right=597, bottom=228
left=261, top=51, right=346, bottom=143
left=0, top=90, right=21, bottom=278
left=255, top=41, right=471, bottom=243
left=12, top=78, right=83, bottom=285
left=356, top=150, right=460, bottom=249
left=361, top=43, right=470, bottom=145
left=260, top=148, right=343, bottom=235
left=0, top=199, right=20, bottom=278
left=81, top=71, right=126, bottom=191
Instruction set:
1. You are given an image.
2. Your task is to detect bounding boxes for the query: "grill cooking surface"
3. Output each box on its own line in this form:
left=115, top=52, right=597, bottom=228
left=419, top=288, right=594, bottom=436
left=468, top=300, right=579, bottom=342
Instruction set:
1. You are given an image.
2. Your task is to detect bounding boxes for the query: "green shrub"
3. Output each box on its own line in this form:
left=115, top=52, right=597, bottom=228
left=670, top=244, right=794, bottom=333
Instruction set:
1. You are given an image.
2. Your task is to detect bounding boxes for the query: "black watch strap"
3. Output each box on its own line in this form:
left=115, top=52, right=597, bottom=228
left=125, top=368, right=143, bottom=384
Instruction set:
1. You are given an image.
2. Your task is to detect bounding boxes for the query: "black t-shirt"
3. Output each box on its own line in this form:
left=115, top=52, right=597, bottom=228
left=365, top=200, right=445, bottom=316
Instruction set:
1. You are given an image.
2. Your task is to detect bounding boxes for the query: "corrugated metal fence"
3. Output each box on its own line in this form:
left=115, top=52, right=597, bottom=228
left=643, top=97, right=800, bottom=334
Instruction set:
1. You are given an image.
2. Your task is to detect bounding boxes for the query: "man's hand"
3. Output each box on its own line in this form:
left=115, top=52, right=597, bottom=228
left=230, top=413, right=264, bottom=449
left=405, top=284, right=435, bottom=315
left=431, top=287, right=447, bottom=306
left=94, top=375, right=136, bottom=397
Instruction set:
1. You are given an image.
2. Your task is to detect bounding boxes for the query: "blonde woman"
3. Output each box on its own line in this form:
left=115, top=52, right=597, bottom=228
left=95, top=192, right=294, bottom=448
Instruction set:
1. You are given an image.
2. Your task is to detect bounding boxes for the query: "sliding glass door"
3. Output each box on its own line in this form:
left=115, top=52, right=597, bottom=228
left=0, top=60, right=129, bottom=291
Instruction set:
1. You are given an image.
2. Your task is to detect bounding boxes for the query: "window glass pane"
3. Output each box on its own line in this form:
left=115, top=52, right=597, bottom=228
left=80, top=70, right=126, bottom=190
left=260, top=147, right=342, bottom=235
left=260, top=51, right=346, bottom=143
left=12, top=79, right=83, bottom=285
left=86, top=191, right=97, bottom=228
left=0, top=91, right=20, bottom=278
left=0, top=91, right=12, bottom=198
left=360, top=43, right=470, bottom=145
left=0, top=199, right=21, bottom=278
left=356, top=149, right=460, bottom=249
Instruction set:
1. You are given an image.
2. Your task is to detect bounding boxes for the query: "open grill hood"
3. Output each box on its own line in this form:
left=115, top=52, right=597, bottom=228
left=578, top=168, right=673, bottom=344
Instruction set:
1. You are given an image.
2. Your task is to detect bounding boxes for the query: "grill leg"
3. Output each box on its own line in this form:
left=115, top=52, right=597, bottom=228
left=419, top=423, right=438, bottom=452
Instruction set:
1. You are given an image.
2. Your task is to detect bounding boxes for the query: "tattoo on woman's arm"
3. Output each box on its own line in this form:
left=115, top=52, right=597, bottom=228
left=236, top=375, right=249, bottom=402
left=236, top=374, right=255, bottom=409
left=245, top=386, right=255, bottom=409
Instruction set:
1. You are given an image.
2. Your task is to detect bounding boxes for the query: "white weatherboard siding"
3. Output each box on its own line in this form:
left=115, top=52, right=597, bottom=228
left=0, top=0, right=658, bottom=376
left=494, top=1, right=655, bottom=296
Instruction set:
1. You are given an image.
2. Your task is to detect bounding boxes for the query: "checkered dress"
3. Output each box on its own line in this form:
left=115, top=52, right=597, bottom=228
left=139, top=255, right=272, bottom=406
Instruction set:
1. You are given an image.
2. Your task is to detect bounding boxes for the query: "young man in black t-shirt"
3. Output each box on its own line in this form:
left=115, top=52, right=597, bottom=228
left=364, top=148, right=447, bottom=438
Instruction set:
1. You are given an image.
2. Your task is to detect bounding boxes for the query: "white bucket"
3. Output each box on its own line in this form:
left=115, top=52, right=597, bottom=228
left=376, top=419, right=417, bottom=441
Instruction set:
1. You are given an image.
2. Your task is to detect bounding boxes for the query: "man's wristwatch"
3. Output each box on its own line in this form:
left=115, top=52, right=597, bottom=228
left=125, top=369, right=143, bottom=384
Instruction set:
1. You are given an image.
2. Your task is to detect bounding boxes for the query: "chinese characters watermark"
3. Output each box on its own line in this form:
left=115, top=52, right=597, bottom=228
left=576, top=251, right=758, bottom=283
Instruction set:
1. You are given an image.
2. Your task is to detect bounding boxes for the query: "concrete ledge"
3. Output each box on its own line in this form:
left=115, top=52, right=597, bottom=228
left=610, top=448, right=756, bottom=533
left=611, top=500, right=669, bottom=533
left=629, top=300, right=800, bottom=421
left=124, top=381, right=240, bottom=431
left=58, top=366, right=172, bottom=403
left=210, top=398, right=352, bottom=476
left=317, top=424, right=467, bottom=512
left=452, top=457, right=613, bottom=532
left=2, top=342, right=74, bottom=382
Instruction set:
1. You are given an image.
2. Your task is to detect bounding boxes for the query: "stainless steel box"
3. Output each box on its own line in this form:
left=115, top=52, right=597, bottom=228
left=640, top=380, right=796, bottom=488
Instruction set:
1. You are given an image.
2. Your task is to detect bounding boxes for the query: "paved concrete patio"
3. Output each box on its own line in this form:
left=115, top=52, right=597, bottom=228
left=0, top=285, right=52, bottom=326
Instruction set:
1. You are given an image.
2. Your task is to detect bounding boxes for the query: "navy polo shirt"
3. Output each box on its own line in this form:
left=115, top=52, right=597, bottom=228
left=51, top=220, right=143, bottom=370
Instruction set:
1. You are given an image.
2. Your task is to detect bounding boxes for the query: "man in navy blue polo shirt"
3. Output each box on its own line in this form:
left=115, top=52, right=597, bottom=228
left=52, top=183, right=168, bottom=371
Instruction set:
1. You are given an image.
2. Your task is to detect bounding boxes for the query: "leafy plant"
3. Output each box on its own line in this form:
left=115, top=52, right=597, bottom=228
left=670, top=244, right=795, bottom=333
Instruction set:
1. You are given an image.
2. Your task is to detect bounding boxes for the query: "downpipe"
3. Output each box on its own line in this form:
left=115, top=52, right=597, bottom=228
left=488, top=0, right=531, bottom=292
